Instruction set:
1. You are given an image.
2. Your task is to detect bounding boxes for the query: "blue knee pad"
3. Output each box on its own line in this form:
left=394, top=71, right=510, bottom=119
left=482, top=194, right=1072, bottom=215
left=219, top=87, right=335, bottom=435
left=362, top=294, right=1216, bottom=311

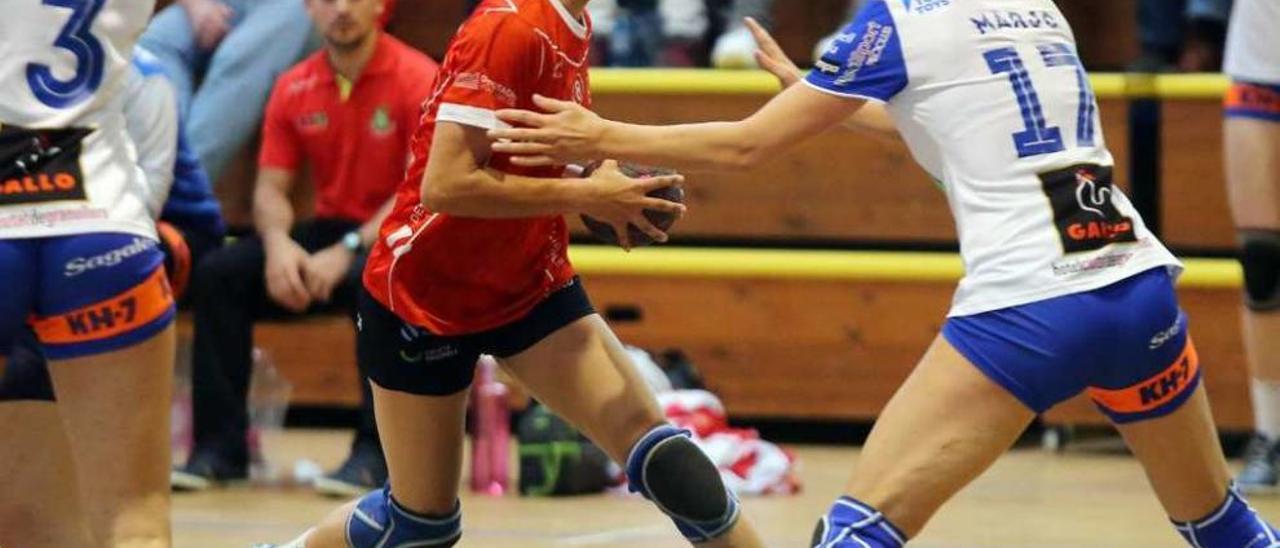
left=812, top=496, right=907, bottom=548
left=1173, top=484, right=1280, bottom=548
left=625, top=425, right=740, bottom=543
left=346, top=487, right=461, bottom=548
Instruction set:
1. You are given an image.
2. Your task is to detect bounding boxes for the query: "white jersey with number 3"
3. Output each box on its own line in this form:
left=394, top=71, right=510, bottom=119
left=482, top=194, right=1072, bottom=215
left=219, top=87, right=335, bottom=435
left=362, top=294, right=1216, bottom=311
left=805, top=0, right=1181, bottom=317
left=0, top=0, right=157, bottom=240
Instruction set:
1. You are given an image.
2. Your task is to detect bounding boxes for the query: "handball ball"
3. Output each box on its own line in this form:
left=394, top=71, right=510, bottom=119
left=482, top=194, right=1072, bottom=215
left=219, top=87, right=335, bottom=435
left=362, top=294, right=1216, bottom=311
left=578, top=161, right=685, bottom=248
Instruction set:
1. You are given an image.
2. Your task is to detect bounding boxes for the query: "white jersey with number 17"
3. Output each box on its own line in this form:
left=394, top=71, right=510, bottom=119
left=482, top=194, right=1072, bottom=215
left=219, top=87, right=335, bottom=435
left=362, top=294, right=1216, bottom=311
left=805, top=0, right=1180, bottom=317
left=0, top=0, right=157, bottom=240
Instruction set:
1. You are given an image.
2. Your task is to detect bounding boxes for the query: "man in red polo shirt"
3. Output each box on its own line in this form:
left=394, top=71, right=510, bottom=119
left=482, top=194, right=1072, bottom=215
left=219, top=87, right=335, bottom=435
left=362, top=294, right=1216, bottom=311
left=170, top=0, right=437, bottom=496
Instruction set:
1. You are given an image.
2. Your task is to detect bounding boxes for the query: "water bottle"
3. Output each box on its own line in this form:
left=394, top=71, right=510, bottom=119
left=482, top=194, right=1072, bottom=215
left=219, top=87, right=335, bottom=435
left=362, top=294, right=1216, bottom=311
left=248, top=347, right=293, bottom=485
left=470, top=355, right=510, bottom=495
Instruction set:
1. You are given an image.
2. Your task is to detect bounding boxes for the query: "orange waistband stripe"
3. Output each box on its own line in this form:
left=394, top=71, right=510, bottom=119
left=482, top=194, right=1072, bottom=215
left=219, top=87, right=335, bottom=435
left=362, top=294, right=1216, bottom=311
left=1087, top=340, right=1200, bottom=414
left=1225, top=82, right=1280, bottom=114
left=31, top=267, right=175, bottom=345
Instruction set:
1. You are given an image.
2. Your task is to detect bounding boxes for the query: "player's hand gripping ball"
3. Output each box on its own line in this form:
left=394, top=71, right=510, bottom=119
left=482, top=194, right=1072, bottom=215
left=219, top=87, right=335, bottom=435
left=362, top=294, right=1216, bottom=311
left=577, top=161, right=685, bottom=248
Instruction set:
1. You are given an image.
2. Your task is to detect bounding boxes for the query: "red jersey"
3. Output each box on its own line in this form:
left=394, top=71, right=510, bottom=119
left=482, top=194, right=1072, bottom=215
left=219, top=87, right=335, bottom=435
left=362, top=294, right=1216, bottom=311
left=259, top=33, right=439, bottom=223
left=363, top=0, right=592, bottom=335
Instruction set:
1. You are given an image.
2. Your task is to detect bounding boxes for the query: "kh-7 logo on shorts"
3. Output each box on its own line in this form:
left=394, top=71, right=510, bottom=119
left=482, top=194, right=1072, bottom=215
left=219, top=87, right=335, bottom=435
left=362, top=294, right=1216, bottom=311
left=0, top=125, right=91, bottom=205
left=64, top=296, right=140, bottom=337
left=1039, top=164, right=1137, bottom=254
left=1138, top=351, right=1194, bottom=407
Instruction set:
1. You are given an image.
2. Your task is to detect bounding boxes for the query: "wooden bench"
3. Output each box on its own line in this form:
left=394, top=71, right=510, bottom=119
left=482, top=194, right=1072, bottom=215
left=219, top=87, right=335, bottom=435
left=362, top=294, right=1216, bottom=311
left=252, top=272, right=1250, bottom=431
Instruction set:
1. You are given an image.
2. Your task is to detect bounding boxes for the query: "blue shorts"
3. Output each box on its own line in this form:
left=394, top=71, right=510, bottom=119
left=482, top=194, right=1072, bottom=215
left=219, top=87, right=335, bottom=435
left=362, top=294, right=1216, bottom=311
left=943, top=268, right=1199, bottom=424
left=1226, top=81, right=1280, bottom=122
left=0, top=233, right=176, bottom=360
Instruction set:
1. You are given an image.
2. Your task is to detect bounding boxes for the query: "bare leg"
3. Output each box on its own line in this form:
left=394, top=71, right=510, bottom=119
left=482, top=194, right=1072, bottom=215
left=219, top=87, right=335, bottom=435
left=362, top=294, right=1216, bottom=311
left=843, top=335, right=1036, bottom=537
left=1114, top=385, right=1232, bottom=521
left=295, top=385, right=469, bottom=548
left=1226, top=118, right=1280, bottom=423
left=47, top=325, right=176, bottom=548
left=501, top=315, right=763, bottom=548
left=0, top=400, right=96, bottom=548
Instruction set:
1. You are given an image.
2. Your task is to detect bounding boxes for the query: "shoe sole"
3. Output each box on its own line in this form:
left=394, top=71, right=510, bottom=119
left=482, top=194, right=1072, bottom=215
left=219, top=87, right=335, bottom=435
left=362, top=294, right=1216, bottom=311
left=313, top=476, right=371, bottom=498
left=170, top=470, right=249, bottom=492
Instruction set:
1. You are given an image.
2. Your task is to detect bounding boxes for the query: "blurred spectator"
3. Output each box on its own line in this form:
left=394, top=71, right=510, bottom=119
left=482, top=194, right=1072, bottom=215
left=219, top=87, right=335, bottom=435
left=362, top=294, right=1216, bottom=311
left=711, top=0, right=772, bottom=68
left=170, top=0, right=438, bottom=497
left=139, top=0, right=320, bottom=186
left=591, top=0, right=738, bottom=67
left=1135, top=0, right=1234, bottom=72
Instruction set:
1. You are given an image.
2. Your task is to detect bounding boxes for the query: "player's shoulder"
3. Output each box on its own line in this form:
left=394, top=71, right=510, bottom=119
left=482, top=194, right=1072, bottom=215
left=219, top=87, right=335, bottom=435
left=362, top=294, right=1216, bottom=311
left=456, top=0, right=542, bottom=47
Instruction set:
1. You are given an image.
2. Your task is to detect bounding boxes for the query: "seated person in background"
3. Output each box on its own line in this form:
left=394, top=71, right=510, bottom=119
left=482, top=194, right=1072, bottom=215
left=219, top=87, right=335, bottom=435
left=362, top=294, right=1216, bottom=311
left=138, top=0, right=319, bottom=185
left=711, top=0, right=773, bottom=68
left=1134, top=0, right=1234, bottom=72
left=587, top=0, right=718, bottom=67
left=169, top=0, right=438, bottom=497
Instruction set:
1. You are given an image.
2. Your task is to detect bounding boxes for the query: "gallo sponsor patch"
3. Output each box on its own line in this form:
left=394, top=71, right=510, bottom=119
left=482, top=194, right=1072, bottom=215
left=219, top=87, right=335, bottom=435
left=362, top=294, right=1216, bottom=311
left=1039, top=164, right=1137, bottom=254
left=0, top=125, right=92, bottom=206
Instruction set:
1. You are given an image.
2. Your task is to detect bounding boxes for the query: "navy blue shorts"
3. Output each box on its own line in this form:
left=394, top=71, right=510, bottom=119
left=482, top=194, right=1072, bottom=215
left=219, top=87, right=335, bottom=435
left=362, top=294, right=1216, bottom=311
left=943, top=268, right=1198, bottom=424
left=358, top=278, right=597, bottom=396
left=0, top=233, right=175, bottom=361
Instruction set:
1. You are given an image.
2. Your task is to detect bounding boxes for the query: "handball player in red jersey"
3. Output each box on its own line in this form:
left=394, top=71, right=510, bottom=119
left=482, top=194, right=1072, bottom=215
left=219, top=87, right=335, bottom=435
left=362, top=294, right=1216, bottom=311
left=263, top=1, right=765, bottom=547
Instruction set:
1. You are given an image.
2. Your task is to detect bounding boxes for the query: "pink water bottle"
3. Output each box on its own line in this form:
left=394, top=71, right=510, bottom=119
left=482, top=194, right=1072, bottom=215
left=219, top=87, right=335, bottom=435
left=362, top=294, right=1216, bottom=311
left=470, top=355, right=510, bottom=495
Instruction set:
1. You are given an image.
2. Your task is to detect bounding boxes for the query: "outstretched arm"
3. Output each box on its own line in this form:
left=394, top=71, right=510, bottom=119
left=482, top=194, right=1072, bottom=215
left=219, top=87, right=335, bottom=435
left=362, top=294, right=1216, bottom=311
left=744, top=17, right=897, bottom=139
left=491, top=83, right=865, bottom=173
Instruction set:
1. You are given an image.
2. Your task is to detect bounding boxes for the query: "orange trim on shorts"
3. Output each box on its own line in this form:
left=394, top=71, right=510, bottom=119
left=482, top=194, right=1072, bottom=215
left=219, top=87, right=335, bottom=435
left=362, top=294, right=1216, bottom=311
left=1225, top=82, right=1280, bottom=116
left=1087, top=339, right=1200, bottom=414
left=156, top=221, right=191, bottom=300
left=30, top=267, right=175, bottom=345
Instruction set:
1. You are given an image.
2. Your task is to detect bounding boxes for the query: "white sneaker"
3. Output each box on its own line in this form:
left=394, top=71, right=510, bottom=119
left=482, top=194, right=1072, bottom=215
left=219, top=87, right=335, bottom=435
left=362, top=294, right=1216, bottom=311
left=712, top=25, right=758, bottom=69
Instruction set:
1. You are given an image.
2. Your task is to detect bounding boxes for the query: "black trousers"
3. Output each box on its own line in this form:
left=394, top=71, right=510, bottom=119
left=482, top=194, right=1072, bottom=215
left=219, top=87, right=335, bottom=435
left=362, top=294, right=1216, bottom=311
left=191, top=219, right=379, bottom=463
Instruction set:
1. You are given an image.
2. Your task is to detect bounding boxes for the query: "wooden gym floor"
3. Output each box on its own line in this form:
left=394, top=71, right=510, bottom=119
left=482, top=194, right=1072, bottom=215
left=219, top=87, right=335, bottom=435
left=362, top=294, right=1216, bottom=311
left=172, top=429, right=1280, bottom=547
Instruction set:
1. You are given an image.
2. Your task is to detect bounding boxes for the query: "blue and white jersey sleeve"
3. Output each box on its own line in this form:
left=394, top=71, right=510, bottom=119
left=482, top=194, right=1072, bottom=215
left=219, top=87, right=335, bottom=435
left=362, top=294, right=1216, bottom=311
left=805, top=0, right=909, bottom=103
left=125, top=56, right=179, bottom=220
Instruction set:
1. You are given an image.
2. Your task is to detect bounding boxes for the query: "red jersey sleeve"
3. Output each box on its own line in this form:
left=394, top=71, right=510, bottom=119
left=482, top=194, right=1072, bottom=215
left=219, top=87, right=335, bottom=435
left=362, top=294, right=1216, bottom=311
left=258, top=78, right=302, bottom=171
left=435, top=17, right=542, bottom=130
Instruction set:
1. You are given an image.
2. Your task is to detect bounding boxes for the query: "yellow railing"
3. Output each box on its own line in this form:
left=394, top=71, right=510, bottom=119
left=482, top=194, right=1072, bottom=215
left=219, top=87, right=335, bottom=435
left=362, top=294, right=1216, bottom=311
left=588, top=69, right=1231, bottom=100
left=569, top=246, right=1241, bottom=289
left=579, top=71, right=1235, bottom=289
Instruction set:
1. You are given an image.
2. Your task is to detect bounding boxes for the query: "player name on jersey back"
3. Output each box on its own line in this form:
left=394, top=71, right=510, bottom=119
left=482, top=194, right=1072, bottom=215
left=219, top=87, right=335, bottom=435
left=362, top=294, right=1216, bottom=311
left=805, top=0, right=1181, bottom=317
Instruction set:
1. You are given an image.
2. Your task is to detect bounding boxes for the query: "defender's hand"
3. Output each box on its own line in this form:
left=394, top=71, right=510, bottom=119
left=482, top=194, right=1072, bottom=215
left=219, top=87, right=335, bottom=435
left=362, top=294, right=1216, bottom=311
left=302, top=245, right=355, bottom=303
left=263, top=236, right=312, bottom=312
left=746, top=17, right=804, bottom=89
left=580, top=160, right=685, bottom=250
left=490, top=95, right=606, bottom=167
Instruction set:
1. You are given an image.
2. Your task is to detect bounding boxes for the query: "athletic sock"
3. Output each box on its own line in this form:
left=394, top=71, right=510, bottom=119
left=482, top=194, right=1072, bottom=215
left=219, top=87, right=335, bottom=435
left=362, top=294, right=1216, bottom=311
left=1172, top=485, right=1280, bottom=547
left=1252, top=378, right=1280, bottom=440
left=812, top=496, right=907, bottom=548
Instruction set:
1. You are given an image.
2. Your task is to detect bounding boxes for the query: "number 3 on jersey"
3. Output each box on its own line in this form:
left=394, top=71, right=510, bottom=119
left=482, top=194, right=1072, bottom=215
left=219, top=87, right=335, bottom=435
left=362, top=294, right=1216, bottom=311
left=27, top=0, right=107, bottom=109
left=984, top=43, right=1098, bottom=158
